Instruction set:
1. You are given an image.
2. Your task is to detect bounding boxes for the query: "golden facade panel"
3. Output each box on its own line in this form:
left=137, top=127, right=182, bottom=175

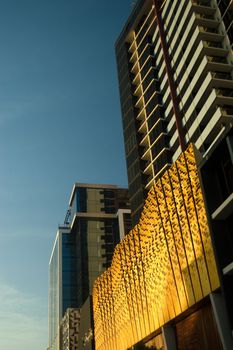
left=93, top=144, right=219, bottom=350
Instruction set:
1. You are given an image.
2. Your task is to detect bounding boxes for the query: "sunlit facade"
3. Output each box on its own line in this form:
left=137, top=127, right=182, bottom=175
left=116, top=0, right=233, bottom=223
left=93, top=145, right=221, bottom=350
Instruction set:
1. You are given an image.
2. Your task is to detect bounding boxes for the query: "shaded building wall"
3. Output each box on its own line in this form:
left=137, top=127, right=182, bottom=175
left=200, top=126, right=233, bottom=330
left=77, top=297, right=94, bottom=350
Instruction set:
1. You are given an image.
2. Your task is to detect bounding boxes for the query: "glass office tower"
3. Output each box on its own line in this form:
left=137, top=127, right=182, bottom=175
left=48, top=184, right=130, bottom=350
left=48, top=227, right=78, bottom=350
left=68, top=183, right=130, bottom=305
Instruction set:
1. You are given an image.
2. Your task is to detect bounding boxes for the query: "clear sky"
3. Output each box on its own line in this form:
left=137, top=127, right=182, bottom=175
left=0, top=1, right=132, bottom=349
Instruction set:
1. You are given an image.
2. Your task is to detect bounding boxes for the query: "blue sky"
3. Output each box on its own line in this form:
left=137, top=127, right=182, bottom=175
left=0, top=1, right=132, bottom=348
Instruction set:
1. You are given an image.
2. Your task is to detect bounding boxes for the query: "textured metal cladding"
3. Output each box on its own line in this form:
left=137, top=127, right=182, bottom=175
left=93, top=144, right=219, bottom=350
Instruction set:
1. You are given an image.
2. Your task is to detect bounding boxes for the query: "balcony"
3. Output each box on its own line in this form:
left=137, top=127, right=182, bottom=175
left=192, top=0, right=213, bottom=6
left=132, top=72, right=141, bottom=86
left=143, top=161, right=153, bottom=176
left=128, top=40, right=136, bottom=54
left=152, top=148, right=172, bottom=175
left=216, top=88, right=233, bottom=98
left=222, top=262, right=233, bottom=275
left=148, top=112, right=165, bottom=130
left=204, top=46, right=229, bottom=57
left=200, top=28, right=221, bottom=42
left=212, top=193, right=233, bottom=221
left=133, top=83, right=143, bottom=97
left=131, top=50, right=154, bottom=76
left=211, top=72, right=233, bottom=89
left=151, top=134, right=170, bottom=158
left=136, top=108, right=146, bottom=121
left=135, top=94, right=144, bottom=109
left=221, top=107, right=233, bottom=117
left=149, top=122, right=168, bottom=144
left=141, top=146, right=150, bottom=161
left=139, top=133, right=150, bottom=148
left=141, top=69, right=158, bottom=91
left=130, top=60, right=140, bottom=75
left=201, top=32, right=225, bottom=43
left=195, top=106, right=233, bottom=150
left=139, top=46, right=154, bottom=67
left=193, top=6, right=216, bottom=17
left=192, top=1, right=216, bottom=16
left=207, top=57, right=233, bottom=72
left=216, top=89, right=233, bottom=106
left=138, top=119, right=147, bottom=134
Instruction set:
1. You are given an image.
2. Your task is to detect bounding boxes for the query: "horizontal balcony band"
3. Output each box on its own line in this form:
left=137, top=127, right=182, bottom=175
left=128, top=17, right=155, bottom=54
left=143, top=161, right=153, bottom=175
left=200, top=31, right=224, bottom=43
left=130, top=43, right=154, bottom=68
left=204, top=46, right=229, bottom=57
left=138, top=116, right=166, bottom=135
left=192, top=4, right=216, bottom=15
left=200, top=32, right=225, bottom=42
left=140, top=128, right=168, bottom=149
left=220, top=107, right=233, bottom=117
left=142, top=145, right=170, bottom=170
left=211, top=76, right=233, bottom=89
left=141, top=146, right=150, bottom=160
left=139, top=134, right=150, bottom=147
left=145, top=162, right=171, bottom=190
left=135, top=102, right=163, bottom=121
left=138, top=120, right=147, bottom=134
left=208, top=61, right=233, bottom=72
left=216, top=94, right=233, bottom=105
left=212, top=192, right=233, bottom=220
left=195, top=108, right=233, bottom=149
left=222, top=261, right=233, bottom=275
left=133, top=76, right=159, bottom=96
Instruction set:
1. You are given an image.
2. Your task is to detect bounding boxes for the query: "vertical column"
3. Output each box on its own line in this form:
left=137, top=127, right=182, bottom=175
left=162, top=325, right=177, bottom=350
left=153, top=0, right=185, bottom=151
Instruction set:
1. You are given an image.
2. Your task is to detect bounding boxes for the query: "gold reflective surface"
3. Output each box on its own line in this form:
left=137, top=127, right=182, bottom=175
left=93, top=144, right=219, bottom=350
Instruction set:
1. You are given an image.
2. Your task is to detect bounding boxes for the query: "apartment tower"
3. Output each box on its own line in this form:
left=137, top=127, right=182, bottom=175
left=116, top=0, right=233, bottom=223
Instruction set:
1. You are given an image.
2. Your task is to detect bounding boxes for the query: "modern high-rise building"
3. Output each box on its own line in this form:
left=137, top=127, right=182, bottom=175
left=48, top=226, right=78, bottom=350
left=116, top=0, right=233, bottom=223
left=48, top=183, right=130, bottom=350
left=67, top=183, right=130, bottom=305
left=91, top=1, right=233, bottom=349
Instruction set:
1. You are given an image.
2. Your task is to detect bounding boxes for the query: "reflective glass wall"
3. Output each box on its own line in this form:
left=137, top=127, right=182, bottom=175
left=48, top=232, right=60, bottom=350
left=48, top=227, right=79, bottom=350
